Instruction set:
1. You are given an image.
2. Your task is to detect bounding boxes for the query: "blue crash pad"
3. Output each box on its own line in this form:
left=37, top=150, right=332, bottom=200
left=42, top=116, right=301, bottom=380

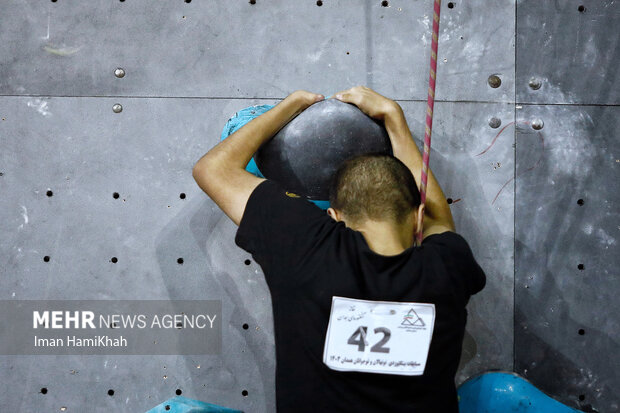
left=145, top=396, right=242, bottom=413
left=458, top=372, right=582, bottom=413
left=220, top=103, right=331, bottom=210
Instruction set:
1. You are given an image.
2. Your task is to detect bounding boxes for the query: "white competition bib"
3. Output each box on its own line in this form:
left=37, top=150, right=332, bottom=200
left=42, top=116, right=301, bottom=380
left=322, top=296, right=435, bottom=376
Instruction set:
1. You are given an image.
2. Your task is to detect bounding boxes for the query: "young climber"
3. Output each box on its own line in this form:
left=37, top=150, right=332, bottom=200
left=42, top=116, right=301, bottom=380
left=192, top=86, right=486, bottom=412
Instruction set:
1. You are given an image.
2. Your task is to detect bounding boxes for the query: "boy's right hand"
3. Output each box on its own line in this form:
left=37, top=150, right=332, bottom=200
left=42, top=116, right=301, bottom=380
left=332, top=86, right=401, bottom=121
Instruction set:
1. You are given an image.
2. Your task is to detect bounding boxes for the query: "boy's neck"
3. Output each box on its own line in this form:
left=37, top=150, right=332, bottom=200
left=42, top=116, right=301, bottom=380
left=355, top=215, right=416, bottom=256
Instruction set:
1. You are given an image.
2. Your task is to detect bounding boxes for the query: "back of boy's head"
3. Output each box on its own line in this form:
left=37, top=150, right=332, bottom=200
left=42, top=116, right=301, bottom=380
left=328, top=153, right=421, bottom=225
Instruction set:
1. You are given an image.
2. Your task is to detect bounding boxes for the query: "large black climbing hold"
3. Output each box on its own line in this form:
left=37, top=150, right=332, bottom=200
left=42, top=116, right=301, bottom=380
left=254, top=98, right=393, bottom=200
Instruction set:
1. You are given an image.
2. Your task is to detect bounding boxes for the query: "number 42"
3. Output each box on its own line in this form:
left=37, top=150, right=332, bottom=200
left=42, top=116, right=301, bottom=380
left=347, top=326, right=391, bottom=353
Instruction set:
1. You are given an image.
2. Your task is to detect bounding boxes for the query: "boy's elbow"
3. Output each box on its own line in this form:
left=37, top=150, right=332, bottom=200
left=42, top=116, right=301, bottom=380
left=193, top=150, right=227, bottom=175
left=192, top=162, right=205, bottom=179
left=192, top=158, right=232, bottom=196
left=192, top=162, right=218, bottom=193
left=193, top=156, right=218, bottom=179
left=192, top=163, right=205, bottom=182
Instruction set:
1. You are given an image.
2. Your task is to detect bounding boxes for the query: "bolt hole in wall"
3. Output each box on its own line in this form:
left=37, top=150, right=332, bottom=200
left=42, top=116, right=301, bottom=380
left=528, top=77, right=542, bottom=90
left=488, top=117, right=502, bottom=129
left=531, top=118, right=544, bottom=130
left=578, top=329, right=585, bottom=336
left=448, top=2, right=455, bottom=8
left=243, top=323, right=249, bottom=330
left=487, top=74, right=501, bottom=88
left=577, top=198, right=585, bottom=205
left=578, top=5, right=585, bottom=12
left=108, top=389, right=114, bottom=396
left=382, top=1, right=389, bottom=7
left=316, top=0, right=322, bottom=6
left=242, top=390, right=249, bottom=397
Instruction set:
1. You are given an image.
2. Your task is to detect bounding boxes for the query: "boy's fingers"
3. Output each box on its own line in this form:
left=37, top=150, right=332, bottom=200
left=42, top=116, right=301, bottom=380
left=333, top=86, right=357, bottom=99
left=335, top=91, right=356, bottom=103
left=331, top=90, right=347, bottom=100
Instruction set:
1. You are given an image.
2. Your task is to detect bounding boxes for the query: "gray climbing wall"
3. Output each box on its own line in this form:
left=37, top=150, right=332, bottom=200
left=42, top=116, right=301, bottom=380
left=0, top=1, right=615, bottom=412
left=514, top=1, right=620, bottom=411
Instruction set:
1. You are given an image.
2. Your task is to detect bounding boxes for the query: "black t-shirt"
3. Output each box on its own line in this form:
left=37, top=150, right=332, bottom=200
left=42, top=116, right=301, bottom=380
left=235, top=180, right=486, bottom=412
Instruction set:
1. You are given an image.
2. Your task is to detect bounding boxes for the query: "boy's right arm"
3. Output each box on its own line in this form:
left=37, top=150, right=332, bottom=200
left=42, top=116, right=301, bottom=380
left=383, top=102, right=455, bottom=237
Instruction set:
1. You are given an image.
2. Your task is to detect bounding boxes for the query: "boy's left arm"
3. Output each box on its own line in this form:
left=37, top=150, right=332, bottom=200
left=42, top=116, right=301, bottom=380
left=192, top=90, right=325, bottom=226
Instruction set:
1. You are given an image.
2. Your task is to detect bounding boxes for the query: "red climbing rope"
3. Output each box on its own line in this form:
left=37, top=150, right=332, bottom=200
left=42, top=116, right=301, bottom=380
left=416, top=0, right=442, bottom=246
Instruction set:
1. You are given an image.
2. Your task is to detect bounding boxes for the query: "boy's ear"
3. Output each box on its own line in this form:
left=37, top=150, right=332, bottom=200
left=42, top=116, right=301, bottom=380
left=327, top=207, right=340, bottom=221
left=415, top=204, right=425, bottom=234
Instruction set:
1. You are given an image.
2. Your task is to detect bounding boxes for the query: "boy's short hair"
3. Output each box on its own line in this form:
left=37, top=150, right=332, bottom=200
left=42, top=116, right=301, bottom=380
left=328, top=153, right=421, bottom=224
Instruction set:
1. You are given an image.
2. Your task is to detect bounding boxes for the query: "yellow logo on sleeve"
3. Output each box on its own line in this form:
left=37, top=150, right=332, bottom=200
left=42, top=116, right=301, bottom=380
left=285, top=191, right=300, bottom=198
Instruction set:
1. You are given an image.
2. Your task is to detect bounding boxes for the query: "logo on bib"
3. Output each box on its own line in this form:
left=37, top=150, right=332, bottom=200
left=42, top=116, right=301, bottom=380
left=401, top=308, right=425, bottom=327
left=285, top=191, right=300, bottom=198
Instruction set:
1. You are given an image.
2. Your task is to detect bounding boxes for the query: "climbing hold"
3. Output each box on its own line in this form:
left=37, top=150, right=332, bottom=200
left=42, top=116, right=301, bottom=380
left=458, top=372, right=581, bottom=412
left=253, top=99, right=392, bottom=200
left=145, top=396, right=242, bottom=413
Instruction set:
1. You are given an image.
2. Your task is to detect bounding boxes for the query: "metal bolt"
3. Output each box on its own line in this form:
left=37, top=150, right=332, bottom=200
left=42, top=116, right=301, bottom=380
left=114, top=68, right=126, bottom=78
left=488, top=74, right=501, bottom=88
left=488, top=117, right=502, bottom=129
left=112, top=104, right=123, bottom=113
left=528, top=77, right=542, bottom=90
left=531, top=118, right=544, bottom=130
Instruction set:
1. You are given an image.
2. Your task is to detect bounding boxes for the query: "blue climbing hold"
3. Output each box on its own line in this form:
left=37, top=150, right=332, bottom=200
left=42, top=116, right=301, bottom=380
left=145, top=396, right=243, bottom=413
left=220, top=104, right=274, bottom=179
left=458, top=372, right=582, bottom=413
